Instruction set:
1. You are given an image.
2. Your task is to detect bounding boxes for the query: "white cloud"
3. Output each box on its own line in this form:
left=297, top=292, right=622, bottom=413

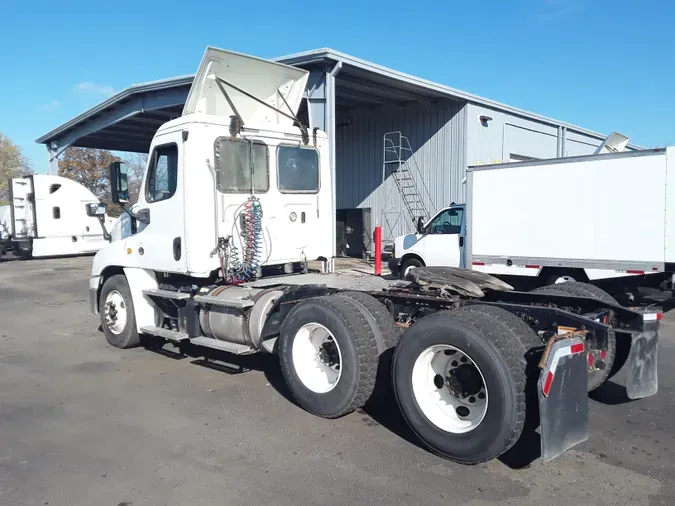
left=536, top=0, right=578, bottom=19
left=76, top=81, right=116, bottom=96
left=39, top=100, right=62, bottom=111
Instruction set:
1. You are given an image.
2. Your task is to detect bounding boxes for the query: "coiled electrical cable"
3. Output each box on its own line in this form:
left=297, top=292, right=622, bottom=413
left=226, top=196, right=263, bottom=284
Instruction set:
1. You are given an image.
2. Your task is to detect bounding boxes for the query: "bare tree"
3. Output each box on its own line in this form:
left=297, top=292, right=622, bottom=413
left=122, top=152, right=148, bottom=204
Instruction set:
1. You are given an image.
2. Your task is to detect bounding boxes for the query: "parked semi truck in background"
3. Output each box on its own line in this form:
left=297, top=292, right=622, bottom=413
left=1, top=174, right=112, bottom=258
left=86, top=46, right=660, bottom=465
left=389, top=147, right=675, bottom=300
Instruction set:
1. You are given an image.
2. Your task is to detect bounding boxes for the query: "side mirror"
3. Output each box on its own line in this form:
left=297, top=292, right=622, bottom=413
left=416, top=216, right=425, bottom=234
left=109, top=161, right=129, bottom=204
left=85, top=202, right=107, bottom=217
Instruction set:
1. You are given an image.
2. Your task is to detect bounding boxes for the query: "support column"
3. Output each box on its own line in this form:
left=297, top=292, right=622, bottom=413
left=556, top=126, right=563, bottom=158
left=47, top=144, right=60, bottom=175
left=306, top=69, right=327, bottom=131
left=325, top=62, right=342, bottom=272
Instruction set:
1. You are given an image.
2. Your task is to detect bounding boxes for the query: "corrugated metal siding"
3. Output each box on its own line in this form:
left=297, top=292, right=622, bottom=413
left=336, top=101, right=467, bottom=240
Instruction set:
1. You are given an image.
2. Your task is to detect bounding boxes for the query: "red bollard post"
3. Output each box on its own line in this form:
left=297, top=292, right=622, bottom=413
left=374, top=225, right=382, bottom=276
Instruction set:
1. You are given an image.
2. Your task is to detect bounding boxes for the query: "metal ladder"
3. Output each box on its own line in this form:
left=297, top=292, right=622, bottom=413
left=381, top=131, right=435, bottom=242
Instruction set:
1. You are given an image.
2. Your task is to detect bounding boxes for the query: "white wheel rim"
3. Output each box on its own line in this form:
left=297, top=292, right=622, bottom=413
left=412, top=344, right=488, bottom=434
left=554, top=275, right=575, bottom=284
left=292, top=323, right=342, bottom=393
left=404, top=265, right=416, bottom=278
left=104, top=290, right=128, bottom=334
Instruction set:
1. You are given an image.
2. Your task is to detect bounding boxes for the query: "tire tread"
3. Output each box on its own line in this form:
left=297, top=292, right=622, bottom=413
left=280, top=295, right=379, bottom=418
left=421, top=308, right=529, bottom=463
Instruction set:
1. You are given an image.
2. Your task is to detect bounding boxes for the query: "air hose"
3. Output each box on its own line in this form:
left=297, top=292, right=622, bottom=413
left=226, top=197, right=263, bottom=284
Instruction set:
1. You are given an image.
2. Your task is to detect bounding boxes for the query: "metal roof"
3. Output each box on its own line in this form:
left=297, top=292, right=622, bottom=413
left=36, top=48, right=626, bottom=152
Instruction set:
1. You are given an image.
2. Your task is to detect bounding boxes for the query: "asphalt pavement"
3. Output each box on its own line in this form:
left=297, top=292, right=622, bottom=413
left=0, top=256, right=674, bottom=505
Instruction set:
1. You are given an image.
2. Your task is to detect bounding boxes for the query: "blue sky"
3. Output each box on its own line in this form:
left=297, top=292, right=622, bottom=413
left=1, top=0, right=673, bottom=172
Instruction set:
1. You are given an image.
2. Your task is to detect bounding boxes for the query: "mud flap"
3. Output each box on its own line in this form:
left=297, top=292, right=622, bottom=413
left=538, top=335, right=589, bottom=462
left=625, top=311, right=660, bottom=400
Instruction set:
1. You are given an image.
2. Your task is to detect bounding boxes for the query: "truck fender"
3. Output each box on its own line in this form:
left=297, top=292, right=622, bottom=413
left=123, top=267, right=158, bottom=332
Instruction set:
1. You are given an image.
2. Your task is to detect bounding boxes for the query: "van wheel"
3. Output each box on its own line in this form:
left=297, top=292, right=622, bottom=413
left=531, top=282, right=618, bottom=391
left=400, top=257, right=424, bottom=279
left=99, top=274, right=140, bottom=349
left=278, top=295, right=379, bottom=418
left=392, top=310, right=527, bottom=464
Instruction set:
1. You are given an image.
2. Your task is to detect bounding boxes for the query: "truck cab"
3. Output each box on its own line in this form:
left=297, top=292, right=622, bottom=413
left=388, top=203, right=466, bottom=278
left=89, top=47, right=332, bottom=328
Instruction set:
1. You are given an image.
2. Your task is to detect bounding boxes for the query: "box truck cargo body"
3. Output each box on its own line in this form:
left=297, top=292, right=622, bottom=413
left=389, top=147, right=675, bottom=290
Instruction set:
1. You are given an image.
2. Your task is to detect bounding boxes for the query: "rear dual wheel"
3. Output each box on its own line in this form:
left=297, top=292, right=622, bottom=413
left=278, top=294, right=390, bottom=418
left=531, top=281, right=621, bottom=391
left=392, top=306, right=535, bottom=464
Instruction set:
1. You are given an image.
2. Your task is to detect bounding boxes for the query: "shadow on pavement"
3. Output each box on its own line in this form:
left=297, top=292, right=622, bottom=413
left=139, top=335, right=547, bottom=469
left=589, top=380, right=632, bottom=406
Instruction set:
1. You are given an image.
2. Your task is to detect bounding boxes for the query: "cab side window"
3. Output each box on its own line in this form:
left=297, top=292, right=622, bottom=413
left=146, top=144, right=178, bottom=203
left=427, top=208, right=463, bottom=234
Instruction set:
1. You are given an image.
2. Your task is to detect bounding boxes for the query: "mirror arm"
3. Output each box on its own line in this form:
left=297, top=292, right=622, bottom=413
left=95, top=215, right=111, bottom=242
left=123, top=205, right=150, bottom=224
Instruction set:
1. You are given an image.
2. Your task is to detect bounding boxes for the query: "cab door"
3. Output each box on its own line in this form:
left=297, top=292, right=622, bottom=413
left=419, top=206, right=465, bottom=267
left=127, top=133, right=187, bottom=273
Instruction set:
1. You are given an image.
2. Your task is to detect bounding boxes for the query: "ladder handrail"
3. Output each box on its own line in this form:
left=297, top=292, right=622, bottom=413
left=381, top=131, right=436, bottom=241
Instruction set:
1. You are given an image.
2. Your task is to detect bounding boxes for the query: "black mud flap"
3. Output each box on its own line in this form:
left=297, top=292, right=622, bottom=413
left=538, top=335, right=589, bottom=462
left=625, top=310, right=660, bottom=400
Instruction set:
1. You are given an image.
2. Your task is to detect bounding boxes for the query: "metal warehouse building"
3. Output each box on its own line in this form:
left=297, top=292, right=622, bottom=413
left=37, top=48, right=633, bottom=256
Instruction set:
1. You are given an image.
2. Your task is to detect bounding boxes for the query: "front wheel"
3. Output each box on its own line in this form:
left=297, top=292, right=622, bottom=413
left=400, top=257, right=424, bottom=280
left=99, top=274, right=140, bottom=349
left=392, top=310, right=528, bottom=464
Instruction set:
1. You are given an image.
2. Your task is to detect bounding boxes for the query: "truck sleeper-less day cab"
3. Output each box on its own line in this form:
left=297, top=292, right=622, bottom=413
left=389, top=146, right=675, bottom=298
left=88, top=47, right=660, bottom=465
left=1, top=174, right=111, bottom=258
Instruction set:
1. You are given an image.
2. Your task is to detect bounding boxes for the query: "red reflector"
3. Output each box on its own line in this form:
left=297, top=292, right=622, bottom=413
left=602, top=315, right=609, bottom=324
left=542, top=371, right=554, bottom=397
left=525, top=265, right=540, bottom=269
left=653, top=267, right=659, bottom=271
left=626, top=269, right=644, bottom=275
left=657, top=313, right=664, bottom=321
left=600, top=350, right=607, bottom=360
left=570, top=343, right=584, bottom=354
left=472, top=262, right=485, bottom=266
left=587, top=353, right=594, bottom=366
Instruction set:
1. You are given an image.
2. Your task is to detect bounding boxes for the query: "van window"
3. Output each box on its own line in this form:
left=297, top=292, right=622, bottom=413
left=277, top=146, right=319, bottom=193
left=215, top=138, right=269, bottom=193
left=427, top=208, right=463, bottom=234
left=146, top=144, right=178, bottom=203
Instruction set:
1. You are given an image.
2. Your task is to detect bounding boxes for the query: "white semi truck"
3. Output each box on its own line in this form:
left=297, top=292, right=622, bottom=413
left=389, top=147, right=675, bottom=299
left=1, top=174, right=112, bottom=258
left=87, top=47, right=660, bottom=465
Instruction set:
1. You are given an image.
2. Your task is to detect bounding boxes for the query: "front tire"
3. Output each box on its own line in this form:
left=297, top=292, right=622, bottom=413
left=99, top=274, right=140, bottom=349
left=400, top=257, right=424, bottom=280
left=392, top=310, right=528, bottom=464
left=278, top=295, right=379, bottom=418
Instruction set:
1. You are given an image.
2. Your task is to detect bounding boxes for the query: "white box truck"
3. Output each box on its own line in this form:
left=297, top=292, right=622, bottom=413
left=389, top=147, right=675, bottom=298
left=86, top=46, right=660, bottom=465
left=1, top=174, right=113, bottom=258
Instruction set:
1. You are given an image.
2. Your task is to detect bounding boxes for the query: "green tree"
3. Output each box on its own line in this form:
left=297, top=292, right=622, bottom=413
left=0, top=133, right=32, bottom=204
